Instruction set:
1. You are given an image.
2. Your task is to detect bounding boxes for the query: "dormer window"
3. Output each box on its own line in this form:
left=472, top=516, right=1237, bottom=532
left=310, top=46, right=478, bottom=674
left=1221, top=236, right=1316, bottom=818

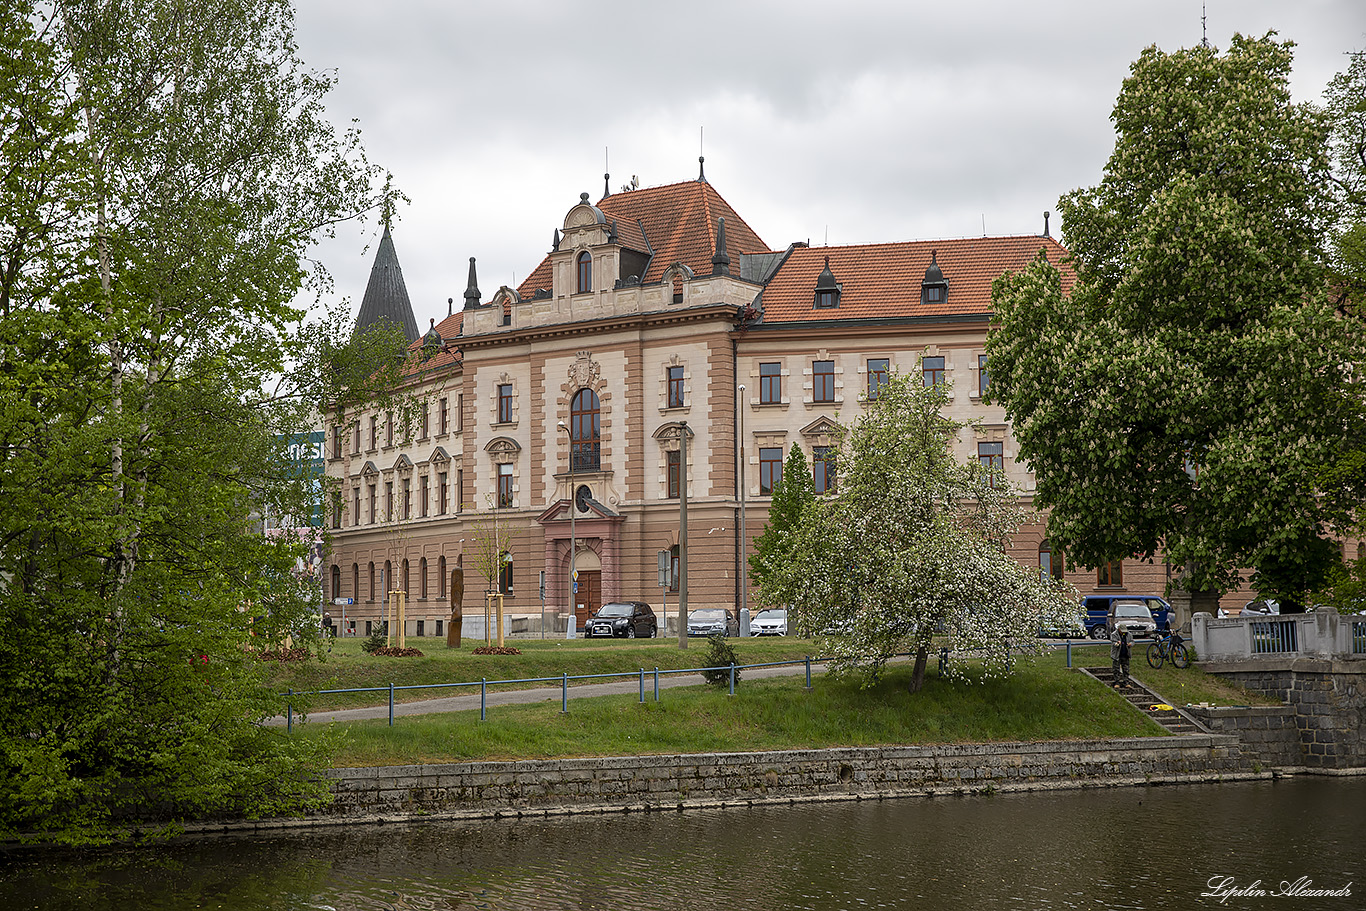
left=921, top=250, right=948, bottom=305
left=814, top=256, right=840, bottom=309
left=576, top=251, right=592, bottom=294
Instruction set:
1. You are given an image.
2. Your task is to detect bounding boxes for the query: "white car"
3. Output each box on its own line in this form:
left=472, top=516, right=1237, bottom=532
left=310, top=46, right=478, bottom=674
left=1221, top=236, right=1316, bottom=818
left=749, top=608, right=788, bottom=636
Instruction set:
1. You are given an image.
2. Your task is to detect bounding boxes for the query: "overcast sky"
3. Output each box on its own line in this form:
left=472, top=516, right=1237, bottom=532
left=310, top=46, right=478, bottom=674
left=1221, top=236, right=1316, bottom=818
left=291, top=0, right=1365, bottom=330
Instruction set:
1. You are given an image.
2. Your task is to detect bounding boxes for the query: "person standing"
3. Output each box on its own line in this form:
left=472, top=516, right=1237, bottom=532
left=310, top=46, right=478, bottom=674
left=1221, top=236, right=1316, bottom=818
left=1110, top=625, right=1131, bottom=687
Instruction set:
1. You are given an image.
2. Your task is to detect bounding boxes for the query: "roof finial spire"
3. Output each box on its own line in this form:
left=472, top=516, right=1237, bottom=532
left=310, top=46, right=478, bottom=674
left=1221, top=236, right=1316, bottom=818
left=1201, top=1, right=1209, bottom=48
left=1042, top=211, right=1051, bottom=238
left=463, top=257, right=481, bottom=310
left=604, top=146, right=610, bottom=198
left=711, top=216, right=730, bottom=276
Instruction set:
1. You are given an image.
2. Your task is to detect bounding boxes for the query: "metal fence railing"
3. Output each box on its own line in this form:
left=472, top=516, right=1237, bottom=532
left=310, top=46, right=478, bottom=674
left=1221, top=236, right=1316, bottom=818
left=1251, top=619, right=1299, bottom=655
left=283, top=657, right=824, bottom=732
left=1353, top=620, right=1366, bottom=656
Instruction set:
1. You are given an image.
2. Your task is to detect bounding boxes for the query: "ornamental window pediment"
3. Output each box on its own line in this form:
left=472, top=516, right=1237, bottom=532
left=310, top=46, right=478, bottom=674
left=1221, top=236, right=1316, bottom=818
left=484, top=436, right=522, bottom=461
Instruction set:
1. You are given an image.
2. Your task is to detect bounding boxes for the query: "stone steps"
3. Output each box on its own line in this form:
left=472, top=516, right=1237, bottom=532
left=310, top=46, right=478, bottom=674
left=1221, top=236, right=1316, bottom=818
left=1085, top=666, right=1208, bottom=735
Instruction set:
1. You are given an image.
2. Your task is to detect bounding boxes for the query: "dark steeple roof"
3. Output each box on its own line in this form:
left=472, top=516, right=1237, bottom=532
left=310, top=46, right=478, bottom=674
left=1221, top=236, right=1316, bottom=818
left=353, top=224, right=419, bottom=343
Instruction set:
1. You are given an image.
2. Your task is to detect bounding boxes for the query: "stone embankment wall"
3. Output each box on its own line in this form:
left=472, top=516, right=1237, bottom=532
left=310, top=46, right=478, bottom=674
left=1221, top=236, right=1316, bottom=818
left=1199, top=660, right=1366, bottom=769
left=318, top=735, right=1254, bottom=821
left=1185, top=705, right=1302, bottom=770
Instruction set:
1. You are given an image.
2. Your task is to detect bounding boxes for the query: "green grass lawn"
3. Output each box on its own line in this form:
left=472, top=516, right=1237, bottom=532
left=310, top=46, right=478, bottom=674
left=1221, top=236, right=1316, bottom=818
left=267, top=635, right=822, bottom=711
left=292, top=650, right=1184, bottom=768
left=267, top=638, right=1275, bottom=769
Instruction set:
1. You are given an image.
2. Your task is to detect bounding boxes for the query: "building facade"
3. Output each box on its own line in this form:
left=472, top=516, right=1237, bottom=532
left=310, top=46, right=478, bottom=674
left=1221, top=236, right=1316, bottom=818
left=321, top=172, right=1242, bottom=638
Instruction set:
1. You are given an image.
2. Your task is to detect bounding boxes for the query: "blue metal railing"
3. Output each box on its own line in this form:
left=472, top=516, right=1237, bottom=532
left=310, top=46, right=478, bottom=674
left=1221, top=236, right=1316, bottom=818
left=1251, top=618, right=1299, bottom=655
left=280, top=641, right=1096, bottom=732
left=283, top=657, right=825, bottom=732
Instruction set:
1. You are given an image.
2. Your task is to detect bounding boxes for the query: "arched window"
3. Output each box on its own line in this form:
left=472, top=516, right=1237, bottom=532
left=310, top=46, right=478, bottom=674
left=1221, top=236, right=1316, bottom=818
left=420, top=557, right=428, bottom=599
left=570, top=387, right=601, bottom=471
left=576, top=251, right=592, bottom=294
left=330, top=564, right=340, bottom=600
left=438, top=556, right=447, bottom=599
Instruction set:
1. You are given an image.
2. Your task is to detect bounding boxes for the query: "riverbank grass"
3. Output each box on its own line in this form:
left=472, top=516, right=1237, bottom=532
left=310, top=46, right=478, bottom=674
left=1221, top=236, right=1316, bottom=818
left=304, top=653, right=1169, bottom=768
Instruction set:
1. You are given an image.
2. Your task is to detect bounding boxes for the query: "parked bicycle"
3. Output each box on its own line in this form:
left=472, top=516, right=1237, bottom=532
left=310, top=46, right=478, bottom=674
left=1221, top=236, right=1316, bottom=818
left=1146, top=627, right=1190, bottom=669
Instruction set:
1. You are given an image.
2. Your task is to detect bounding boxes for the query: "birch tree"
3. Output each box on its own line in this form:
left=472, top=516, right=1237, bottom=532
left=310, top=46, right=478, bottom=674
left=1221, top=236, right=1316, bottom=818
left=0, top=0, right=385, bottom=843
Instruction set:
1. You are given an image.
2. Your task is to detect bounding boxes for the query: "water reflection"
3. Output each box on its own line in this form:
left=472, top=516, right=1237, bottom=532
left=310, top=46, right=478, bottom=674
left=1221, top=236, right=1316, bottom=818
left=3, top=777, right=1362, bottom=910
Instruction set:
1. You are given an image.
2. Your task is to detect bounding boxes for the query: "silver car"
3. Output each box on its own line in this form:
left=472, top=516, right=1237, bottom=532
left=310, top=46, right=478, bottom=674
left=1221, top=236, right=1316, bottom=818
left=687, top=608, right=736, bottom=637
left=1106, top=599, right=1156, bottom=639
left=749, top=608, right=788, bottom=636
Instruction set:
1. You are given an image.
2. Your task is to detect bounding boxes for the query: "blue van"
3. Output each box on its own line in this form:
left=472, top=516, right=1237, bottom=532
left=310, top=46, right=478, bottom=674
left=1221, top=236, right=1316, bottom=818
left=1080, top=595, right=1173, bottom=639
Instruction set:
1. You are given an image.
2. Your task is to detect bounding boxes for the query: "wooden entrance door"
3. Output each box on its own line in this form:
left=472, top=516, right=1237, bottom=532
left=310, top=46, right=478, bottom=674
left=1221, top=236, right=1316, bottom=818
left=574, top=570, right=601, bottom=629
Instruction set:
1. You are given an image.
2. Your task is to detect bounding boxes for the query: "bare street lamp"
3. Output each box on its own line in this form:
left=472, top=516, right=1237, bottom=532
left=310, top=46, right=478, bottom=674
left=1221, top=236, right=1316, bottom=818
left=557, top=420, right=575, bottom=636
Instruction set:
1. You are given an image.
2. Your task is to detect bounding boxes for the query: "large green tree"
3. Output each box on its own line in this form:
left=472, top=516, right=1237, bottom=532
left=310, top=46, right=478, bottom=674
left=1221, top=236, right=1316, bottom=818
left=748, top=442, right=814, bottom=605
left=986, top=34, right=1362, bottom=615
left=0, top=0, right=387, bottom=843
left=759, top=372, right=1076, bottom=693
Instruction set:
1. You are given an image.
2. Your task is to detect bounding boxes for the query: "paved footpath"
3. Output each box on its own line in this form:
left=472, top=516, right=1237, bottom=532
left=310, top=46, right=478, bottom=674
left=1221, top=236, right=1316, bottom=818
left=265, top=660, right=828, bottom=727
left=266, top=640, right=1106, bottom=727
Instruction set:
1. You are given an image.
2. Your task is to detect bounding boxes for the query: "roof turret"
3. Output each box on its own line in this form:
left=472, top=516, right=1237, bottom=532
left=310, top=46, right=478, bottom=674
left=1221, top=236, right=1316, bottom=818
left=353, top=224, right=419, bottom=342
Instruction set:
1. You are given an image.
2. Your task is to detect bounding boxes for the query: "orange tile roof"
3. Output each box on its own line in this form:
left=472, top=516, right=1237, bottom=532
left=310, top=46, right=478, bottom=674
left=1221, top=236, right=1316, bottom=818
left=402, top=311, right=463, bottom=375
left=516, top=180, right=773, bottom=298
left=759, top=236, right=1075, bottom=324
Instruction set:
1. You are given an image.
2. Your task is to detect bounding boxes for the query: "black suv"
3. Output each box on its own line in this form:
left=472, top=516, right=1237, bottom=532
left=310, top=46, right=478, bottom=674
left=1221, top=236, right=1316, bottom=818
left=584, top=602, right=658, bottom=639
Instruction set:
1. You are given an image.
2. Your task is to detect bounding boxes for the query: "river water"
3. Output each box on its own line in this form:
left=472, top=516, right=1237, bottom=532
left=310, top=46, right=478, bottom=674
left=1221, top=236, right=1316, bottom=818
left=2, top=776, right=1362, bottom=911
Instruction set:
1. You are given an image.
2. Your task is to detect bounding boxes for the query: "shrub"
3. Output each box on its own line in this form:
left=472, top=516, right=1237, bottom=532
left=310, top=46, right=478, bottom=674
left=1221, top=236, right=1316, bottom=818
left=701, top=633, right=740, bottom=687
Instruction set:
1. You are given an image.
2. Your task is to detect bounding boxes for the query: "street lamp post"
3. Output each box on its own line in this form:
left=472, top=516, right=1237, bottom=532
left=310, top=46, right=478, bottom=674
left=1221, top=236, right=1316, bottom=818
left=678, top=420, right=689, bottom=650
left=738, top=383, right=746, bottom=633
left=557, top=420, right=576, bottom=636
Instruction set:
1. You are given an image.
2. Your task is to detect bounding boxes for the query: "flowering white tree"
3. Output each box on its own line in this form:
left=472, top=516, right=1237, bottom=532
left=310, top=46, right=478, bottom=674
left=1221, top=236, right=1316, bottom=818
left=760, top=371, right=1076, bottom=693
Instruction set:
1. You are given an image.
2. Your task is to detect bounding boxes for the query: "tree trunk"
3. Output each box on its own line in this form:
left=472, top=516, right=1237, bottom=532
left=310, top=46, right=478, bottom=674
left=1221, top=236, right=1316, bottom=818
left=908, top=642, right=929, bottom=694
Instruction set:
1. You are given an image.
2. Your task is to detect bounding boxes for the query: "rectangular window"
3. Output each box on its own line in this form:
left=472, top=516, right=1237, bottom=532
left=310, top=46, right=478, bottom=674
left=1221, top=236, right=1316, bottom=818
left=497, top=384, right=512, bottom=423
left=456, top=469, right=463, bottom=512
left=978, top=354, right=989, bottom=395
left=419, top=475, right=429, bottom=517
left=813, top=446, right=836, bottom=494
left=352, top=486, right=360, bottom=527
left=922, top=356, right=945, bottom=387
left=352, top=420, right=360, bottom=455
left=667, top=449, right=680, bottom=498
left=978, top=441, right=1004, bottom=486
left=813, top=360, right=835, bottom=403
left=420, top=403, right=429, bottom=439
left=369, top=416, right=377, bottom=451
left=402, top=478, right=411, bottom=519
left=330, top=491, right=341, bottom=528
left=439, top=397, right=449, bottom=434
left=331, top=425, right=342, bottom=459
left=1099, top=561, right=1123, bottom=587
left=759, top=447, right=783, bottom=495
left=497, top=464, right=513, bottom=508
left=867, top=358, right=889, bottom=401
left=385, top=481, right=393, bottom=521
left=385, top=412, right=393, bottom=447
left=667, top=366, right=685, bottom=409
left=759, top=363, right=781, bottom=404
left=368, top=485, right=376, bottom=524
